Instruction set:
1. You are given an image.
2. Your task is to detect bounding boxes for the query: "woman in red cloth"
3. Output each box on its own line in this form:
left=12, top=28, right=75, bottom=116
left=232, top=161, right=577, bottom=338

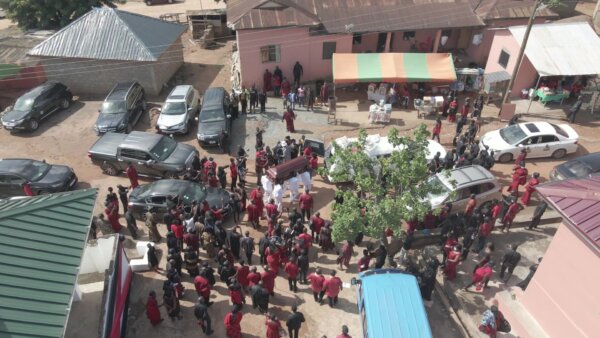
left=145, top=291, right=163, bottom=326
left=521, top=172, right=540, bottom=205
left=282, top=107, right=296, bottom=133
left=250, top=186, right=265, bottom=219
left=104, top=200, right=122, bottom=233
left=443, top=244, right=462, bottom=281
left=265, top=313, right=282, bottom=338
left=460, top=98, right=471, bottom=118
left=337, top=240, right=354, bottom=270
left=224, top=305, right=243, bottom=338
left=447, top=99, right=458, bottom=122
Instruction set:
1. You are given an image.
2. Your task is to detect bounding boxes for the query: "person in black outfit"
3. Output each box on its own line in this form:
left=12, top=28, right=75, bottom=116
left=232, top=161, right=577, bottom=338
left=124, top=206, right=139, bottom=239
left=249, top=86, right=258, bottom=114
left=227, top=226, right=242, bottom=260
left=374, top=244, right=387, bottom=269
left=116, top=184, right=129, bottom=211
left=250, top=281, right=270, bottom=313
left=194, top=297, right=214, bottom=335
left=567, top=95, right=583, bottom=123
left=240, top=231, right=255, bottom=265
left=286, top=304, right=305, bottom=338
left=461, top=224, right=477, bottom=260
left=500, top=244, right=521, bottom=282
left=517, top=257, right=541, bottom=290
left=199, top=262, right=216, bottom=286
left=528, top=202, right=548, bottom=230
left=258, top=232, right=269, bottom=266
left=259, top=90, right=267, bottom=114
left=297, top=249, right=309, bottom=284
left=167, top=249, right=183, bottom=276
left=293, top=61, right=303, bottom=87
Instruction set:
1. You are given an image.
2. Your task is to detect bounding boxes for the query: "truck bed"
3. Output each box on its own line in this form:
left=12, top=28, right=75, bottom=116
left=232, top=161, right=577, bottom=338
left=88, top=132, right=128, bottom=159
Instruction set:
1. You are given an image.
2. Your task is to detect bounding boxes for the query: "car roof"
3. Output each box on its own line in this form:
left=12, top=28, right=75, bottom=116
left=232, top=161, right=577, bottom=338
left=146, top=179, right=190, bottom=196
left=107, top=82, right=138, bottom=101
left=440, top=165, right=495, bottom=187
left=0, top=159, right=34, bottom=173
left=202, top=87, right=226, bottom=110
left=21, top=82, right=59, bottom=98
left=167, top=85, right=192, bottom=101
left=520, top=122, right=555, bottom=136
left=122, top=131, right=164, bottom=151
left=564, top=152, right=600, bottom=170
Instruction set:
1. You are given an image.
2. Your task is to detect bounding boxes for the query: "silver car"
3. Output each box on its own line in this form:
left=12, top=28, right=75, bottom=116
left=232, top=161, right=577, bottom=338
left=156, top=85, right=200, bottom=134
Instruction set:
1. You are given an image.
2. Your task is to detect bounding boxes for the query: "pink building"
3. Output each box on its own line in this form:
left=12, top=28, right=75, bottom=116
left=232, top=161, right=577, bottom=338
left=509, top=176, right=600, bottom=338
left=228, top=0, right=553, bottom=89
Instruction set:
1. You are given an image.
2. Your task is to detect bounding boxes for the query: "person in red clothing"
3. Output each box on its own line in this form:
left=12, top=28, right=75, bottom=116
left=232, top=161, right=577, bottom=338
left=309, top=212, right=324, bottom=241
left=282, top=107, right=296, bottom=133
left=303, top=144, right=312, bottom=157
left=307, top=268, right=325, bottom=303
left=126, top=162, right=139, bottom=189
left=464, top=194, right=477, bottom=217
left=464, top=261, right=495, bottom=291
left=447, top=98, right=458, bottom=122
left=22, top=182, right=34, bottom=196
left=229, top=158, right=238, bottom=191
left=261, top=266, right=276, bottom=296
left=521, top=172, right=540, bottom=205
left=309, top=153, right=318, bottom=175
left=229, top=280, right=245, bottom=307
left=284, top=258, right=299, bottom=292
left=337, top=240, right=354, bottom=270
left=170, top=219, right=184, bottom=251
left=194, top=274, right=212, bottom=304
left=443, top=244, right=462, bottom=281
left=265, top=313, right=282, bottom=338
left=506, top=165, right=521, bottom=196
left=204, top=157, right=217, bottom=176
left=224, top=305, right=243, bottom=338
left=442, top=232, right=458, bottom=265
left=208, top=173, right=219, bottom=188
left=263, top=69, right=272, bottom=92
left=490, top=199, right=502, bottom=224
left=357, top=249, right=372, bottom=272
left=297, top=228, right=312, bottom=252
left=514, top=148, right=527, bottom=166
left=475, top=216, right=494, bottom=252
left=247, top=266, right=261, bottom=287
left=265, top=198, right=278, bottom=220
left=460, top=98, right=471, bottom=118
left=236, top=260, right=250, bottom=291
left=502, top=198, right=523, bottom=232
left=281, top=78, right=291, bottom=97
left=250, top=186, right=265, bottom=218
left=298, top=189, right=313, bottom=222
left=104, top=200, right=122, bottom=233
left=266, top=248, right=280, bottom=274
left=336, top=325, right=352, bottom=338
left=518, top=163, right=528, bottom=186
left=323, top=270, right=343, bottom=308
left=432, top=117, right=442, bottom=142
left=146, top=291, right=163, bottom=326
left=246, top=200, right=260, bottom=229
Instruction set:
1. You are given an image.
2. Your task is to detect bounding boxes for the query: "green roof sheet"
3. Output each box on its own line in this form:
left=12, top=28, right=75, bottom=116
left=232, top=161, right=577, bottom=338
left=0, top=189, right=98, bottom=338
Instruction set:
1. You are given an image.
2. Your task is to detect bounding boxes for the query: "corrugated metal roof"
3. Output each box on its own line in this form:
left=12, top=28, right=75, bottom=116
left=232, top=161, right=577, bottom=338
left=509, top=22, right=600, bottom=77
left=474, top=0, right=557, bottom=20
left=0, top=36, right=44, bottom=65
left=228, top=0, right=484, bottom=31
left=0, top=189, right=98, bottom=338
left=484, top=70, right=511, bottom=83
left=28, top=8, right=186, bottom=62
left=536, top=176, right=600, bottom=250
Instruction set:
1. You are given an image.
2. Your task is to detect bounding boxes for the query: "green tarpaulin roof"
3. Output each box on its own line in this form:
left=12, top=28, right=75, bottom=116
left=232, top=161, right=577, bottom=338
left=0, top=189, right=97, bottom=338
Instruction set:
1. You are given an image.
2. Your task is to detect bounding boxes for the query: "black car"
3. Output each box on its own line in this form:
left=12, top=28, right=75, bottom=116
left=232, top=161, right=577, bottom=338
left=550, top=152, right=600, bottom=181
left=1, top=82, right=72, bottom=131
left=197, top=87, right=231, bottom=149
left=94, top=82, right=146, bottom=135
left=128, top=179, right=231, bottom=220
left=0, top=159, right=77, bottom=198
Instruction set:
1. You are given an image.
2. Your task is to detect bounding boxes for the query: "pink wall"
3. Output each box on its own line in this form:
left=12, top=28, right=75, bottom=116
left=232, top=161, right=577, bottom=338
left=520, top=223, right=600, bottom=337
left=352, top=32, right=381, bottom=53
left=484, top=29, right=538, bottom=97
left=237, top=28, right=352, bottom=88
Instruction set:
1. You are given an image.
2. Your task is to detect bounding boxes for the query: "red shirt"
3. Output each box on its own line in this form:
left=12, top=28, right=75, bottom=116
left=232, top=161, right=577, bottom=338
left=464, top=198, right=477, bottom=216
left=261, top=270, right=276, bottom=292
left=266, top=203, right=278, bottom=218
left=310, top=157, right=318, bottom=170
left=171, top=223, right=184, bottom=239
left=208, top=176, right=218, bottom=187
left=479, top=221, right=493, bottom=237
left=247, top=272, right=261, bottom=287
left=324, top=276, right=343, bottom=297
left=298, top=193, right=313, bottom=210
left=230, top=288, right=244, bottom=305
left=491, top=204, right=502, bottom=219
left=230, top=165, right=238, bottom=179
left=23, top=183, right=34, bottom=196
left=307, top=273, right=325, bottom=292
left=303, top=147, right=312, bottom=157
left=297, top=233, right=312, bottom=249
left=246, top=204, right=260, bottom=222
left=237, top=265, right=249, bottom=287
left=284, top=262, right=299, bottom=279
left=194, top=275, right=211, bottom=297
left=432, top=122, right=441, bottom=135
left=310, top=216, right=325, bottom=233
left=126, top=166, right=139, bottom=188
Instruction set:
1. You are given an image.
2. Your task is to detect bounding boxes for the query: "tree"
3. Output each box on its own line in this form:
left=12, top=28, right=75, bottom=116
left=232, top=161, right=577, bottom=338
left=323, top=124, right=451, bottom=242
left=0, top=0, right=119, bottom=30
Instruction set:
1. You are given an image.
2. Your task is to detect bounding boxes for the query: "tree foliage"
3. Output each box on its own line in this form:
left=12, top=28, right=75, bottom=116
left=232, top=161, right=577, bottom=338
left=0, top=0, right=119, bottom=30
left=324, top=125, right=450, bottom=242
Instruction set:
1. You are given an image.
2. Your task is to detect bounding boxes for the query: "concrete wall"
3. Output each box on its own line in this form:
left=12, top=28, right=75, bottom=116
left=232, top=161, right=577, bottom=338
left=151, top=37, right=185, bottom=95
left=237, top=28, right=352, bottom=88
left=484, top=29, right=538, bottom=97
left=351, top=29, right=461, bottom=54
left=79, top=236, right=117, bottom=275
left=520, top=223, right=600, bottom=338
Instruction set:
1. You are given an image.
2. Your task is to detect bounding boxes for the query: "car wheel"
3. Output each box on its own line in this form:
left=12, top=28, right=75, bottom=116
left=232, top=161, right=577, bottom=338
left=28, top=118, right=39, bottom=131
left=499, top=153, right=513, bottom=163
left=62, top=98, right=70, bottom=109
left=552, top=149, right=566, bottom=159
left=102, top=162, right=118, bottom=176
left=164, top=171, right=179, bottom=179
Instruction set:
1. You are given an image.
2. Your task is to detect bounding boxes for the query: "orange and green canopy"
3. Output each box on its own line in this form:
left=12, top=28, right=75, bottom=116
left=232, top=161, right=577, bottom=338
left=332, top=53, right=457, bottom=84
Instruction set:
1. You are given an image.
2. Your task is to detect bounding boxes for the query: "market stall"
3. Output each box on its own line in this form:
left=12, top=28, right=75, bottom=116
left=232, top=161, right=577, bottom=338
left=452, top=68, right=483, bottom=93
left=535, top=87, right=569, bottom=104
left=483, top=70, right=511, bottom=104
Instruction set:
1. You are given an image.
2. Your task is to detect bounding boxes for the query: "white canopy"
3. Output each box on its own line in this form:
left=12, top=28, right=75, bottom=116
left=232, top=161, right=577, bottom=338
left=509, top=22, right=600, bottom=77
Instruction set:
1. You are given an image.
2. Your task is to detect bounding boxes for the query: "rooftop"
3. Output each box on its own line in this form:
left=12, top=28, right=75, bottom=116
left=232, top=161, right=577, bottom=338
left=0, top=189, right=98, bottom=338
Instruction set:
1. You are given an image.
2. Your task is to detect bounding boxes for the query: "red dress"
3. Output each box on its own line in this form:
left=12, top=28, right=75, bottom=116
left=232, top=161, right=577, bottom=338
left=266, top=253, right=280, bottom=274
left=105, top=206, right=122, bottom=232
left=521, top=178, right=539, bottom=205
left=237, top=265, right=250, bottom=288
left=283, top=110, right=296, bottom=133
left=250, top=188, right=264, bottom=216
left=443, top=250, right=461, bottom=280
left=146, top=296, right=162, bottom=325
left=432, top=121, right=441, bottom=136
left=224, top=311, right=243, bottom=338
left=126, top=165, right=139, bottom=189
left=261, top=270, right=276, bottom=294
left=266, top=318, right=282, bottom=338
left=247, top=272, right=261, bottom=287
left=324, top=276, right=342, bottom=298
left=230, top=288, right=244, bottom=306
left=246, top=204, right=260, bottom=223
left=263, top=71, right=272, bottom=92
left=194, top=275, right=211, bottom=300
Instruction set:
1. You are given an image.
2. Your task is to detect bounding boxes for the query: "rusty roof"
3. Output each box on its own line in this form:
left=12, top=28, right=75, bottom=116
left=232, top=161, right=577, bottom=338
left=473, top=0, right=557, bottom=20
left=228, top=0, right=485, bottom=31
left=536, top=176, right=600, bottom=251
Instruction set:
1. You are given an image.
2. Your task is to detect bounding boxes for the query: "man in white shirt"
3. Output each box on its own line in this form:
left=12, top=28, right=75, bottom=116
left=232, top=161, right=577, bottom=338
left=287, top=173, right=299, bottom=202
left=272, top=183, right=284, bottom=212
left=299, top=170, right=311, bottom=191
left=261, top=175, right=273, bottom=204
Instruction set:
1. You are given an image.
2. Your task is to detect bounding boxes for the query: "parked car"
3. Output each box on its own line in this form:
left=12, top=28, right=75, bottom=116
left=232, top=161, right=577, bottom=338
left=0, top=158, right=77, bottom=198
left=1, top=82, right=72, bottom=131
left=128, top=179, right=231, bottom=220
left=156, top=85, right=200, bottom=135
left=88, top=131, right=198, bottom=179
left=480, top=121, right=579, bottom=163
left=145, top=0, right=174, bottom=5
left=197, top=87, right=232, bottom=150
left=425, top=165, right=502, bottom=212
left=550, top=152, right=600, bottom=181
left=94, top=82, right=146, bottom=135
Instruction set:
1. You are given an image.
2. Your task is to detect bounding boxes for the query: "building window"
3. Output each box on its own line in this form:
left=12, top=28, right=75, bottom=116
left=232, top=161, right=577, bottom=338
left=498, top=49, right=510, bottom=69
left=403, top=31, right=415, bottom=40
left=260, top=45, right=280, bottom=63
left=322, top=41, right=337, bottom=60
left=353, top=33, right=363, bottom=45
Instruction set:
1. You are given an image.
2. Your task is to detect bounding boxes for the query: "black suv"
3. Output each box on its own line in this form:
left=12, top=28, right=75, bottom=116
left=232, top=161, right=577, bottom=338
left=1, top=82, right=72, bottom=131
left=94, top=82, right=146, bottom=135
left=0, top=158, right=77, bottom=198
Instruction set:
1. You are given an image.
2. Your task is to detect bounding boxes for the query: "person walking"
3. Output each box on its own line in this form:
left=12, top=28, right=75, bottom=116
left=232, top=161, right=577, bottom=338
left=502, top=198, right=522, bottom=232
left=145, top=209, right=161, bottom=243
left=286, top=305, right=305, bottom=338
left=282, top=107, right=296, bottom=133
left=500, top=244, right=521, bottom=282
left=464, top=193, right=477, bottom=217
left=126, top=162, right=139, bottom=189
left=116, top=184, right=129, bottom=212
left=124, top=205, right=139, bottom=239
left=443, top=244, right=462, bottom=281
left=261, top=266, right=276, bottom=296
left=308, top=268, right=325, bottom=303
left=298, top=189, right=313, bottom=222
left=475, top=216, right=494, bottom=253
left=297, top=86, right=305, bottom=108
left=259, top=90, right=267, bottom=114
left=194, top=297, right=214, bottom=335
left=147, top=243, right=160, bottom=272
left=336, top=325, right=352, bottom=338
left=266, top=313, right=282, bottom=338
left=323, top=270, right=343, bottom=308
left=250, top=280, right=270, bottom=313
left=240, top=231, right=255, bottom=265
left=464, top=261, right=494, bottom=291
left=249, top=85, right=258, bottom=114
left=528, top=201, right=548, bottom=230
left=293, top=61, right=304, bottom=86
left=145, top=291, right=163, bottom=326
left=320, top=82, right=329, bottom=106
left=306, top=87, right=315, bottom=111
left=337, top=240, right=354, bottom=270
left=224, top=305, right=243, bottom=338
left=239, top=87, right=249, bottom=114
left=432, top=117, right=442, bottom=142
left=297, top=249, right=309, bottom=284
left=567, top=95, right=583, bottom=123
left=514, top=148, right=527, bottom=166
left=521, top=172, right=540, bottom=205
left=194, top=274, right=212, bottom=305
left=285, top=257, right=299, bottom=292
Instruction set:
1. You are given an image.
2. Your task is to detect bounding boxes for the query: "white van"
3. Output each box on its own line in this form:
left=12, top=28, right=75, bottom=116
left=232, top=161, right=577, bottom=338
left=156, top=85, right=200, bottom=135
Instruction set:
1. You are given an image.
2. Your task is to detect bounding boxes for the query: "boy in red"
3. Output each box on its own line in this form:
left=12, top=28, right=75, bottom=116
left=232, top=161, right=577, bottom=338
left=298, top=189, right=313, bottom=222
left=261, top=266, right=276, bottom=296
left=284, top=258, right=299, bottom=292
left=266, top=249, right=280, bottom=274
left=432, top=118, right=442, bottom=143
left=307, top=268, right=325, bottom=303
left=490, top=199, right=502, bottom=224
left=323, top=270, right=343, bottom=307
left=309, top=212, right=324, bottom=241
left=236, top=260, right=250, bottom=291
left=170, top=220, right=184, bottom=251
left=502, top=198, right=522, bottom=232
left=309, top=153, right=319, bottom=175
left=194, top=274, right=212, bottom=304
left=521, top=172, right=540, bottom=205
left=229, top=158, right=238, bottom=191
left=224, top=305, right=243, bottom=338
left=229, top=280, right=245, bottom=307
left=297, top=228, right=312, bottom=251
left=246, top=200, right=260, bottom=229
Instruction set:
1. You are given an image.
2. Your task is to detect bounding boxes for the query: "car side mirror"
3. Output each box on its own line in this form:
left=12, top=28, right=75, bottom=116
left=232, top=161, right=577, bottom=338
left=226, top=114, right=232, bottom=119
left=146, top=159, right=156, bottom=165
left=518, top=144, right=523, bottom=148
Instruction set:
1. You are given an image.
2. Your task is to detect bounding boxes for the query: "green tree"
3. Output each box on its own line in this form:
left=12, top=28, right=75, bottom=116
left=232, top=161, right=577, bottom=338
left=0, top=0, right=119, bottom=30
left=323, top=124, right=451, bottom=242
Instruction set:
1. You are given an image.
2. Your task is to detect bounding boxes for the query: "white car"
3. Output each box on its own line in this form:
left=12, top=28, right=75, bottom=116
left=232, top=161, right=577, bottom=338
left=324, top=134, right=447, bottom=182
left=480, top=121, right=579, bottom=163
left=156, top=85, right=200, bottom=134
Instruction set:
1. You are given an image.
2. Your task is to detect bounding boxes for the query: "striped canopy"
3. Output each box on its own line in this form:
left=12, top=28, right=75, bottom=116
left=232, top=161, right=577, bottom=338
left=332, top=53, right=457, bottom=84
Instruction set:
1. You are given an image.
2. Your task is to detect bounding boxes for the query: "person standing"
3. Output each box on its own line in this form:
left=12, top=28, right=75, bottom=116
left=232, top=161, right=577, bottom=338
left=297, top=249, right=309, bottom=284
left=145, top=209, right=161, bottom=243
left=293, top=62, right=303, bottom=86
left=104, top=200, right=122, bottom=233
left=336, top=325, right=352, bottom=338
left=521, top=172, right=540, bottom=205
left=281, top=78, right=291, bottom=101
left=163, top=287, right=182, bottom=321
left=126, top=162, right=139, bottom=189
left=443, top=244, right=462, bottom=281
left=145, top=291, right=163, bottom=326
left=320, top=82, right=329, bottom=106
left=298, top=189, right=313, bottom=222
left=147, top=243, right=160, bottom=272
left=475, top=216, right=494, bottom=253
left=239, top=87, right=249, bottom=114
left=286, top=304, right=305, bottom=338
left=307, top=268, right=325, bottom=303
left=285, top=257, right=299, bottom=292
left=240, top=231, right=255, bottom=265
left=116, top=184, right=129, bottom=212
left=447, top=98, right=458, bottom=122
left=323, top=270, right=343, bottom=308
left=259, top=90, right=267, bottom=114
left=282, top=107, right=296, bottom=133
left=432, top=117, right=442, bottom=142
left=263, top=69, right=272, bottom=93
left=567, top=95, right=583, bottom=123
left=261, top=266, right=276, bottom=296
left=249, top=85, right=258, bottom=114
left=502, top=198, right=522, bottom=232
left=337, top=240, right=354, bottom=270
left=297, top=86, right=305, bottom=108
left=194, top=274, right=212, bottom=304
left=500, top=244, right=521, bottom=282
left=528, top=201, right=548, bottom=230
left=124, top=205, right=139, bottom=239
left=250, top=280, right=269, bottom=313
left=464, top=193, right=477, bottom=217
left=194, top=297, right=214, bottom=335
left=514, top=148, right=527, bottom=166
left=306, top=87, right=315, bottom=111
left=224, top=305, right=243, bottom=338
left=460, top=98, right=470, bottom=118
left=266, top=313, right=282, bottom=338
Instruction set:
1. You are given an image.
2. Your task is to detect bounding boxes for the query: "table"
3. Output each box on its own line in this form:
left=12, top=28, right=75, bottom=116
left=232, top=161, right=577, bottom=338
left=369, top=104, right=392, bottom=124
left=536, top=89, right=569, bottom=104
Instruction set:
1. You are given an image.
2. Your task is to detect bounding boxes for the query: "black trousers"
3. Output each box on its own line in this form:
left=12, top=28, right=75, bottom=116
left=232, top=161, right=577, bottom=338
left=230, top=176, right=237, bottom=191
left=299, top=268, right=308, bottom=284
left=241, top=100, right=247, bottom=114
left=288, top=326, right=300, bottom=338
left=313, top=291, right=324, bottom=302
left=500, top=263, right=516, bottom=279
left=246, top=253, right=253, bottom=265
left=301, top=208, right=311, bottom=222
left=199, top=316, right=212, bottom=334
left=288, top=278, right=297, bottom=292
left=529, top=216, right=541, bottom=229
left=328, top=295, right=338, bottom=307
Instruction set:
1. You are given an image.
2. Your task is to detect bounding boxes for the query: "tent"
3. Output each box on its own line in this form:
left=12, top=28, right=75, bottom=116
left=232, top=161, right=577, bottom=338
left=332, top=53, right=457, bottom=84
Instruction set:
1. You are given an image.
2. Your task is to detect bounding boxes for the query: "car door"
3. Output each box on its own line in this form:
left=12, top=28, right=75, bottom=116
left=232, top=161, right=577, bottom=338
left=119, top=148, right=154, bottom=175
left=519, top=136, right=543, bottom=158
left=34, top=90, right=54, bottom=119
left=223, top=95, right=232, bottom=134
left=145, top=195, right=168, bottom=214
left=0, top=174, right=26, bottom=198
left=450, top=187, right=471, bottom=213
left=132, top=85, right=145, bottom=125
left=304, top=139, right=325, bottom=157
left=539, top=135, right=560, bottom=157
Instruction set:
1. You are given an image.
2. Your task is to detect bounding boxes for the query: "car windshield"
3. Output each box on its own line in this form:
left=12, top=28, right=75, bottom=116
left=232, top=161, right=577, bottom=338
left=14, top=96, right=35, bottom=111
left=162, top=102, right=186, bottom=115
left=200, top=109, right=224, bottom=122
left=499, top=125, right=527, bottom=145
left=182, top=184, right=207, bottom=204
left=563, top=160, right=591, bottom=177
left=22, top=161, right=51, bottom=181
left=101, top=101, right=126, bottom=114
left=150, top=136, right=178, bottom=161
left=426, top=175, right=450, bottom=201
